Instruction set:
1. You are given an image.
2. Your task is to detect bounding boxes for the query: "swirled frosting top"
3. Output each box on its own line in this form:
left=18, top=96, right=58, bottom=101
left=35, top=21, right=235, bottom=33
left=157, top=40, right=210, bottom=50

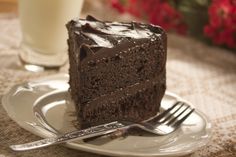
left=72, top=15, right=163, bottom=48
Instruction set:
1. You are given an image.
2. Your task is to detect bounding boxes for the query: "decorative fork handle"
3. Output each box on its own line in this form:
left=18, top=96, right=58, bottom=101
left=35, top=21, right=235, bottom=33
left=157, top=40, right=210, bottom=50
left=10, top=121, right=127, bottom=151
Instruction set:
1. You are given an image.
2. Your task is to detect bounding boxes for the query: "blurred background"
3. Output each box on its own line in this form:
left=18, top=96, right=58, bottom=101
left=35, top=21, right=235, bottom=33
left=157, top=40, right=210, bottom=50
left=0, top=0, right=235, bottom=52
left=0, top=0, right=17, bottom=12
left=0, top=2, right=235, bottom=157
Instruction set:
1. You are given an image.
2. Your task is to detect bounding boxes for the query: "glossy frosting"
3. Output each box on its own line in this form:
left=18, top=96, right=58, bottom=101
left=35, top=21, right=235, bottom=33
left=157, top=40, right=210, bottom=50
left=73, top=15, right=161, bottom=49
left=67, top=15, right=167, bottom=128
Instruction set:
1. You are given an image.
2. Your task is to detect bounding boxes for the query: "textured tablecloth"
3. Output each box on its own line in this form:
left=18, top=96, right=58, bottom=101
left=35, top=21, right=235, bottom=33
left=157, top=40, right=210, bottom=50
left=0, top=8, right=236, bottom=157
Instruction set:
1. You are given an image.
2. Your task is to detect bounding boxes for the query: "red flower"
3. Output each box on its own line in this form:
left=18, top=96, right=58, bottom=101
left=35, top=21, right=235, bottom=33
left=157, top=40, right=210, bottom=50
left=111, top=0, right=126, bottom=13
left=204, top=0, right=236, bottom=49
left=111, top=0, right=187, bottom=34
left=148, top=2, right=186, bottom=34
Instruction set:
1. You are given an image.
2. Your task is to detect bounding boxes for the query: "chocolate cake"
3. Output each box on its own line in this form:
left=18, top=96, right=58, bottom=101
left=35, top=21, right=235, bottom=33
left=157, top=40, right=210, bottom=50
left=67, top=15, right=167, bottom=129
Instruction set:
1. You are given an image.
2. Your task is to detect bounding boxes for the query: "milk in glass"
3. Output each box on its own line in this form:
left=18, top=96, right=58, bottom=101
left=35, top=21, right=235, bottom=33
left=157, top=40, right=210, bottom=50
left=19, top=0, right=84, bottom=67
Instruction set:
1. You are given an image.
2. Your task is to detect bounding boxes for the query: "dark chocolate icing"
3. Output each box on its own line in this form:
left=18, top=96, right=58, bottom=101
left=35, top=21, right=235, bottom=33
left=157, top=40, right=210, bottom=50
left=72, top=15, right=165, bottom=57
left=66, top=15, right=167, bottom=129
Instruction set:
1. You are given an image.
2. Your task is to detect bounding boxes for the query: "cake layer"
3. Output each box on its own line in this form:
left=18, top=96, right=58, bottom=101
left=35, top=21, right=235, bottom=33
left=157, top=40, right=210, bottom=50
left=79, top=40, right=166, bottom=104
left=67, top=16, right=167, bottom=104
left=67, top=16, right=167, bottom=129
left=78, top=71, right=166, bottom=129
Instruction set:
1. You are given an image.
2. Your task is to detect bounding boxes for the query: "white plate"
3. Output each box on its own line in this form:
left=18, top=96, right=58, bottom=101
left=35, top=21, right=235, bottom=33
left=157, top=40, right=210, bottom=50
left=2, top=74, right=211, bottom=157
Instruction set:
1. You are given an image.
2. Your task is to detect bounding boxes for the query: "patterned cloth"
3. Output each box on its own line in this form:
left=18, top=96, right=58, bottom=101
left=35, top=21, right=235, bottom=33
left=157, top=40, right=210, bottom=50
left=0, top=13, right=235, bottom=157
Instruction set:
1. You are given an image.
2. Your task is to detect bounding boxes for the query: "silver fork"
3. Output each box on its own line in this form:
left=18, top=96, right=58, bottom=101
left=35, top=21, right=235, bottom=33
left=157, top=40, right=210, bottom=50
left=10, top=101, right=194, bottom=151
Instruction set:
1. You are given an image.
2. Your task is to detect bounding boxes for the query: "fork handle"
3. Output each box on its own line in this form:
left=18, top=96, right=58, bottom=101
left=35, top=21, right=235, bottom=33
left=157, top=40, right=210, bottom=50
left=10, top=121, right=126, bottom=151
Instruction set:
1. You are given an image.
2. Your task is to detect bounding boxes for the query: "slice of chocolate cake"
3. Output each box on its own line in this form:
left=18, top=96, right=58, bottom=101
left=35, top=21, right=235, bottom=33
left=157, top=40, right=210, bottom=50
left=67, top=15, right=167, bottom=129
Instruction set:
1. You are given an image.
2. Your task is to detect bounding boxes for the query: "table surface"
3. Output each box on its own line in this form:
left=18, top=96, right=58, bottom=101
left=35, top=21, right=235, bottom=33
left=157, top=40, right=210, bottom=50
left=0, top=4, right=236, bottom=157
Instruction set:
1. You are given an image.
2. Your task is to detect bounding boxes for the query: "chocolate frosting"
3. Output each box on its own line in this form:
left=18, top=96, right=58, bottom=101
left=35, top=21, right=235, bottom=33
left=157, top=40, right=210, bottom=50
left=66, top=15, right=167, bottom=129
left=72, top=15, right=165, bottom=58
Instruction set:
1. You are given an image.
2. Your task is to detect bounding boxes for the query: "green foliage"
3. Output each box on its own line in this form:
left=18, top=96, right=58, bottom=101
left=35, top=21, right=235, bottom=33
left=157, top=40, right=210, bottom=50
left=170, top=0, right=211, bottom=40
left=119, top=0, right=127, bottom=5
left=169, top=0, right=211, bottom=10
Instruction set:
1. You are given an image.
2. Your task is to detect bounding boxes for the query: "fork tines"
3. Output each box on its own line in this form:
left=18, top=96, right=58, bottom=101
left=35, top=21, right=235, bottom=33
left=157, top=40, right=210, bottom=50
left=150, top=101, right=194, bottom=127
left=165, top=102, right=195, bottom=127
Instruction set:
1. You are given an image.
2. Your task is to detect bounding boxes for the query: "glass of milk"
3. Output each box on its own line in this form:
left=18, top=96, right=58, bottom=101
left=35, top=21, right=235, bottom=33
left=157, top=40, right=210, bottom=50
left=18, top=0, right=84, bottom=68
